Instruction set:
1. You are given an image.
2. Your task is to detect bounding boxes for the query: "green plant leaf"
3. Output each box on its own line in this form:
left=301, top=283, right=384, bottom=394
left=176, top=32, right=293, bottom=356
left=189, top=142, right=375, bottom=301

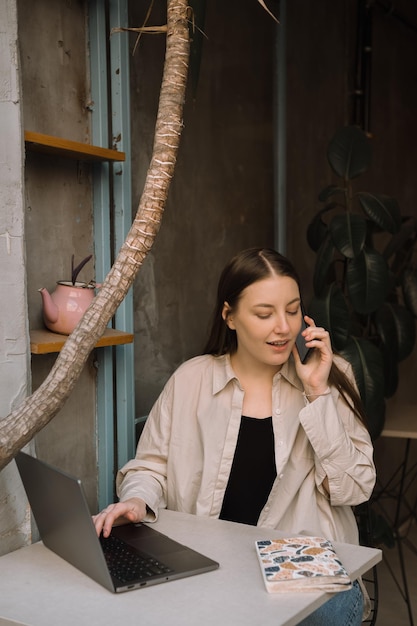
left=382, top=351, right=399, bottom=398
left=346, top=248, right=389, bottom=314
left=373, top=304, right=399, bottom=354
left=307, top=203, right=341, bottom=252
left=312, top=234, right=336, bottom=295
left=402, top=267, right=417, bottom=317
left=375, top=302, right=416, bottom=361
left=388, top=303, right=416, bottom=360
left=307, top=211, right=329, bottom=252
left=357, top=192, right=401, bottom=234
left=318, top=185, right=346, bottom=202
left=373, top=304, right=400, bottom=397
left=327, top=126, right=371, bottom=180
left=330, top=213, right=367, bottom=258
left=308, top=284, right=350, bottom=351
left=383, top=216, right=417, bottom=261
left=339, top=337, right=385, bottom=439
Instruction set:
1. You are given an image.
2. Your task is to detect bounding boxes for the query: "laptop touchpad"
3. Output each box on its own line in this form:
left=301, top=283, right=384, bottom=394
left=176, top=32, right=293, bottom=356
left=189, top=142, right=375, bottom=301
left=113, top=523, right=187, bottom=555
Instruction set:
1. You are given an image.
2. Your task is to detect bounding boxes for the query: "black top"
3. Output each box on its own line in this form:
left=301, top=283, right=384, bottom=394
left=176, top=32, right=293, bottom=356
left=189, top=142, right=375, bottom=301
left=219, top=416, right=276, bottom=526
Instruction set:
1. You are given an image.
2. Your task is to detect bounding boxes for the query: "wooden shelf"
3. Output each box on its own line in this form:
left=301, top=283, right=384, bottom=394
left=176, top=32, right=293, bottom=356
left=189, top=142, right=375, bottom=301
left=30, top=328, right=134, bottom=355
left=24, top=131, right=125, bottom=162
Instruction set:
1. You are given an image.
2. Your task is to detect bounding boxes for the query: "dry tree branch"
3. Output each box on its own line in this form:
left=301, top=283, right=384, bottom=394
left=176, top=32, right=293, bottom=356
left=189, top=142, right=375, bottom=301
left=111, top=25, right=168, bottom=35
left=257, top=0, right=279, bottom=23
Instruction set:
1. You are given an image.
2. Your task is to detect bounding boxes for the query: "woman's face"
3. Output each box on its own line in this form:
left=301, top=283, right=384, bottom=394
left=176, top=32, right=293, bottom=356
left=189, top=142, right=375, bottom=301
left=223, top=274, right=302, bottom=371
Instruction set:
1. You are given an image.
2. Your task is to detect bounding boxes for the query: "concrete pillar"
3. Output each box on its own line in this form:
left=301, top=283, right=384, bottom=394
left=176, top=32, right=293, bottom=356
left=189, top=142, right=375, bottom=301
left=0, top=0, right=32, bottom=555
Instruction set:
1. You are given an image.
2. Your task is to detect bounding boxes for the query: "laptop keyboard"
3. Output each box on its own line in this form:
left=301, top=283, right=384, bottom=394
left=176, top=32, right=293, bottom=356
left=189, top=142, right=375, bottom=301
left=100, top=533, right=173, bottom=584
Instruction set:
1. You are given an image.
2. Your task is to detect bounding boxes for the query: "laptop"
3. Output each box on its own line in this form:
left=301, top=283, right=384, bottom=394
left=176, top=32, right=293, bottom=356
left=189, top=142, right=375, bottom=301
left=15, top=451, right=219, bottom=593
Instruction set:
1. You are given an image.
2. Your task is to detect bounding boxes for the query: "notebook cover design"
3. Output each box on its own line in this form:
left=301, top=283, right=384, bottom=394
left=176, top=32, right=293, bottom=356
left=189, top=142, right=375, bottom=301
left=255, top=537, right=352, bottom=593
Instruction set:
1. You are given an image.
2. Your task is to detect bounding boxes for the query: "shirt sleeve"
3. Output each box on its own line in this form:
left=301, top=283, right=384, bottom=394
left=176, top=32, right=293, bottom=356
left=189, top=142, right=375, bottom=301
left=115, top=377, right=174, bottom=521
left=298, top=364, right=376, bottom=507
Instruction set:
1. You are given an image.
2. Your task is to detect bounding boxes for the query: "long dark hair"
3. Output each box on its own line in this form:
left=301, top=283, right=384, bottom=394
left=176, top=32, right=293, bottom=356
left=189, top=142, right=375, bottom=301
left=203, top=248, right=368, bottom=426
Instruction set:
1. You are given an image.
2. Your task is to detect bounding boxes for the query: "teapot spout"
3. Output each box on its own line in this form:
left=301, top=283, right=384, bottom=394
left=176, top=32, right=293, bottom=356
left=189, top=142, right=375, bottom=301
left=38, top=287, right=59, bottom=324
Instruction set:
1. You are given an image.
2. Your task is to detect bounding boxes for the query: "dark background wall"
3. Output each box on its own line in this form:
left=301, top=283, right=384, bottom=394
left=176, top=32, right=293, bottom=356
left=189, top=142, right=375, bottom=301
left=286, top=0, right=417, bottom=301
left=283, top=0, right=417, bottom=482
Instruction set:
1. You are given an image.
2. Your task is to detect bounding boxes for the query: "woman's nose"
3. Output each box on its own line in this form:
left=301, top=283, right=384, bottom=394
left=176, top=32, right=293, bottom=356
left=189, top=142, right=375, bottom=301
left=273, top=316, right=290, bottom=333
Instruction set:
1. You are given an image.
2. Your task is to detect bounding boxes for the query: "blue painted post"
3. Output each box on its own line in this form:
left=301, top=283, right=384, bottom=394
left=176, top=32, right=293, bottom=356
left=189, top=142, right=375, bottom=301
left=109, top=0, right=136, bottom=467
left=88, top=0, right=116, bottom=509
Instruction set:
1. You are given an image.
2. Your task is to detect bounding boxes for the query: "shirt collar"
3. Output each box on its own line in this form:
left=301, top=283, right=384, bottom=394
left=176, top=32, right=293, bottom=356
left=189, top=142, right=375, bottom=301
left=212, top=354, right=237, bottom=394
left=278, top=357, right=304, bottom=392
left=211, top=353, right=304, bottom=395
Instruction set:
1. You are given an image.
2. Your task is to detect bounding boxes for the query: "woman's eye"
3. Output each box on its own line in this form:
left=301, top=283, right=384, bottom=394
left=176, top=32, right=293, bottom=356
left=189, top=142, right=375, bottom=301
left=287, top=310, right=298, bottom=316
left=257, top=314, right=271, bottom=319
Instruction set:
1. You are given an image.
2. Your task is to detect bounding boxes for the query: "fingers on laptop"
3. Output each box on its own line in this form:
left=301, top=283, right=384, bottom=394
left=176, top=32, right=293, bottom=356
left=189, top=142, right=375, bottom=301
left=93, top=499, right=147, bottom=537
left=93, top=504, right=121, bottom=537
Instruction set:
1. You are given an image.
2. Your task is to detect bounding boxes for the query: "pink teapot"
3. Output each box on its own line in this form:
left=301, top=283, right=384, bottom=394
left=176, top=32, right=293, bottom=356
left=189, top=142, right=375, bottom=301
left=39, top=281, right=97, bottom=335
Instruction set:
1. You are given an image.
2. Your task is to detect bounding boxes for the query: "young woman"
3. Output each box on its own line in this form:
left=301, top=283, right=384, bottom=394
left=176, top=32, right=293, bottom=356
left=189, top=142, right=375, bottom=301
left=94, top=248, right=376, bottom=625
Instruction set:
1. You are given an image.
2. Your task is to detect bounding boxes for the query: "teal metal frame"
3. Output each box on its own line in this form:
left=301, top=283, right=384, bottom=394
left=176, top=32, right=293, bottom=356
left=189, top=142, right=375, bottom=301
left=109, top=0, right=136, bottom=471
left=88, top=0, right=135, bottom=509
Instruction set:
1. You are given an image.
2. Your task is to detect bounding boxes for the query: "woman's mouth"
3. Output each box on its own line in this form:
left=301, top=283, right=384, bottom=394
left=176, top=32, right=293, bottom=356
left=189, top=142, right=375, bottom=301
left=266, top=340, right=289, bottom=351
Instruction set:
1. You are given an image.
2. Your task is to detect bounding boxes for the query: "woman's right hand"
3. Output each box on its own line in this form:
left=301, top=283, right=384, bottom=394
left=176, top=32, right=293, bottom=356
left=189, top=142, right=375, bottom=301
left=92, top=497, right=148, bottom=538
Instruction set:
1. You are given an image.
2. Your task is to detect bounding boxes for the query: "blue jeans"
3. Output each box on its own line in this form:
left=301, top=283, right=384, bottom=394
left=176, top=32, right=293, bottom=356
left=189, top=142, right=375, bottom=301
left=297, top=580, right=363, bottom=626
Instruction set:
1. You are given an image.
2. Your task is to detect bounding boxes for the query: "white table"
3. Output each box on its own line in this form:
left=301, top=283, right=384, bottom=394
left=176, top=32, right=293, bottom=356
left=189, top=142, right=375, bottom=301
left=0, top=510, right=381, bottom=626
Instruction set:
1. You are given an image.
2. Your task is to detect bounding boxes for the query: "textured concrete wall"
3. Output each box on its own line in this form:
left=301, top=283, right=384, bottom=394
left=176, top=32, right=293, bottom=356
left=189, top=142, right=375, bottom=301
left=0, top=0, right=32, bottom=555
left=19, top=0, right=98, bottom=509
left=130, top=0, right=276, bottom=419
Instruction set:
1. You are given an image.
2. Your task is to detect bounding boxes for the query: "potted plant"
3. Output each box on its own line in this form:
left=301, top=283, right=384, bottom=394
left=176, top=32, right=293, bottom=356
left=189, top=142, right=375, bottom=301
left=306, top=126, right=417, bottom=439
left=69, top=253, right=94, bottom=287
left=39, top=254, right=96, bottom=335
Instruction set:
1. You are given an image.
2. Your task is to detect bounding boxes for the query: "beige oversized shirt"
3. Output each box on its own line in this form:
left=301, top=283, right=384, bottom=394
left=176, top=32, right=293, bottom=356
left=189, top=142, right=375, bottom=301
left=117, top=353, right=375, bottom=545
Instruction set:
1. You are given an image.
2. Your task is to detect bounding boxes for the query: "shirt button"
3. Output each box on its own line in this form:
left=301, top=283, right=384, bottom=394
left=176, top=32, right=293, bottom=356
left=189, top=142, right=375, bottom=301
left=279, top=473, right=284, bottom=479
left=277, top=440, right=283, bottom=447
left=275, top=408, right=281, bottom=415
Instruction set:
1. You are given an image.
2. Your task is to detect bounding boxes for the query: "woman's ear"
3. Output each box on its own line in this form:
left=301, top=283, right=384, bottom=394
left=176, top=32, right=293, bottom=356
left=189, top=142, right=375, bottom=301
left=222, top=302, right=235, bottom=329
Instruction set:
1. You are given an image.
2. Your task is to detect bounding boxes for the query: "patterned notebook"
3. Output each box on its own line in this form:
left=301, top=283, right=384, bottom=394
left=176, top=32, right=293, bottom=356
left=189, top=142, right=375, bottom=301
left=255, top=536, right=352, bottom=593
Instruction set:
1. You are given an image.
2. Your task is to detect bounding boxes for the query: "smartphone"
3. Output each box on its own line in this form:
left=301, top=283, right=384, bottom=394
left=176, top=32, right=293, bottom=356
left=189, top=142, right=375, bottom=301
left=295, top=302, right=314, bottom=364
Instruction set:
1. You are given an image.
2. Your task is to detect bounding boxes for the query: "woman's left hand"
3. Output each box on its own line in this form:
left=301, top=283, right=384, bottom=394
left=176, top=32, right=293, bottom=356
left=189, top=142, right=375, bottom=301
left=292, top=315, right=333, bottom=399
